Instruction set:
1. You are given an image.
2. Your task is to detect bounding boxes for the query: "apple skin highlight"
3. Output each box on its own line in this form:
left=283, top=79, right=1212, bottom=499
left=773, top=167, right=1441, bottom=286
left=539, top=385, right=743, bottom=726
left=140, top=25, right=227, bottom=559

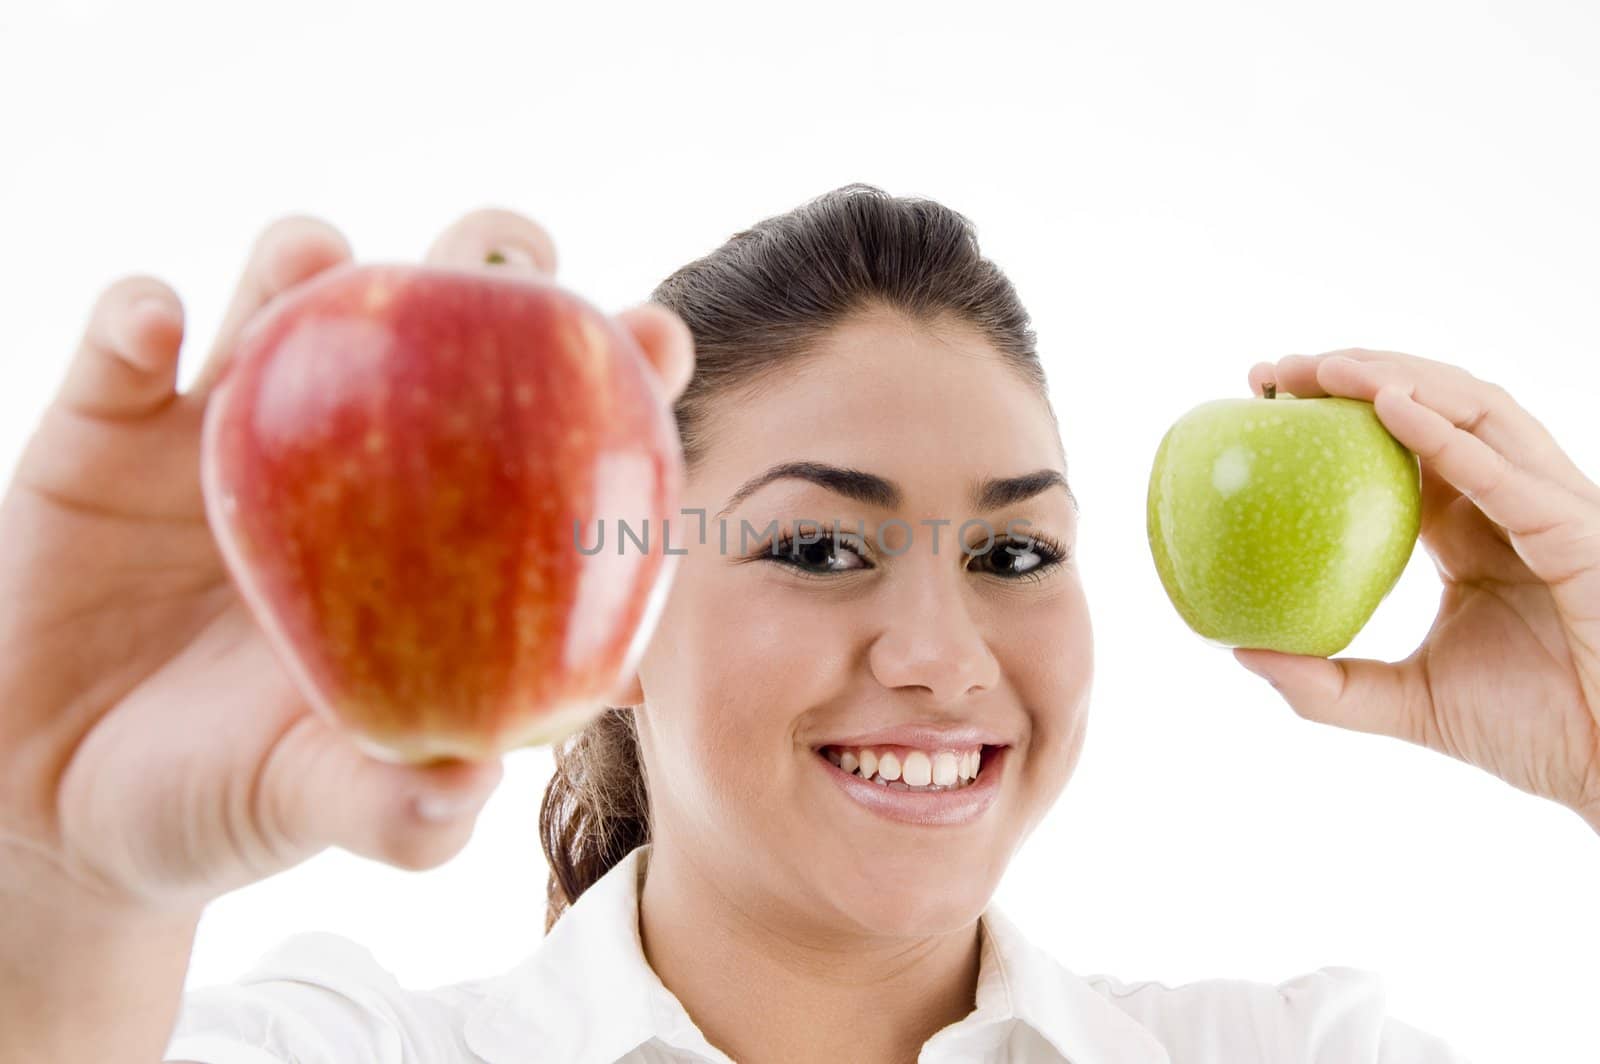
left=1146, top=392, right=1421, bottom=657
left=201, top=262, right=684, bottom=764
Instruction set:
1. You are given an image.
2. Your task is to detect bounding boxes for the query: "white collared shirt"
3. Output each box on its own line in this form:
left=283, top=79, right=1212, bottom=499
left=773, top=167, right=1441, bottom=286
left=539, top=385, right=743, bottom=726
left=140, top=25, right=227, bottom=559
left=164, top=843, right=1468, bottom=1063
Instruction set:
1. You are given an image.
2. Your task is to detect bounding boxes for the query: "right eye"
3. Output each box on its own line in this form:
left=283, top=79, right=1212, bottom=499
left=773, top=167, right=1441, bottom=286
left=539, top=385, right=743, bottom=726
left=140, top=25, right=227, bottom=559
left=763, top=528, right=872, bottom=576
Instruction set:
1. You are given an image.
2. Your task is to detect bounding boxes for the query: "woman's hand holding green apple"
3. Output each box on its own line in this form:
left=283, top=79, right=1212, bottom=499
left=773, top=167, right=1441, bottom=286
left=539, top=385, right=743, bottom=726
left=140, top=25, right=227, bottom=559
left=1235, top=349, right=1600, bottom=833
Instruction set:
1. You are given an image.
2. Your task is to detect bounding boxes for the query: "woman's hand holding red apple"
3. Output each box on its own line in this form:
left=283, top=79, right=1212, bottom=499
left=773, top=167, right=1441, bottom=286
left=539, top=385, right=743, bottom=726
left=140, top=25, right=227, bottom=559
left=1237, top=350, right=1600, bottom=832
left=0, top=208, right=694, bottom=919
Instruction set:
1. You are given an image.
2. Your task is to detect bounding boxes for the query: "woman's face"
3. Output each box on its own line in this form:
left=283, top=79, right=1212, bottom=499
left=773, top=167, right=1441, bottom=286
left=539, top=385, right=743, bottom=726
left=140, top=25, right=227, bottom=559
left=628, top=307, right=1092, bottom=938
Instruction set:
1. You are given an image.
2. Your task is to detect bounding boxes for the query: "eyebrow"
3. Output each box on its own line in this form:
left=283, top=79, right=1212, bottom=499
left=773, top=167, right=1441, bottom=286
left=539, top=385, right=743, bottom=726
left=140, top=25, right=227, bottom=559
left=715, top=461, right=1078, bottom=520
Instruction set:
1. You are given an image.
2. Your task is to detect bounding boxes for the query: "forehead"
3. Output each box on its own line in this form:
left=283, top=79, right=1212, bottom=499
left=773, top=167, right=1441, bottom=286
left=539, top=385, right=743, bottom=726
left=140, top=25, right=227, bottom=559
left=692, top=309, right=1065, bottom=509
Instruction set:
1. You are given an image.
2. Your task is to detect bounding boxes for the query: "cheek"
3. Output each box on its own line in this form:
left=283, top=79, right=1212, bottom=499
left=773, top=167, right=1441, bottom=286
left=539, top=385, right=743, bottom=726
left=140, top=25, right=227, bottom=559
left=644, top=602, right=836, bottom=842
left=998, top=581, right=1094, bottom=765
left=643, top=570, right=848, bottom=782
left=693, top=591, right=846, bottom=756
left=1002, top=578, right=1092, bottom=683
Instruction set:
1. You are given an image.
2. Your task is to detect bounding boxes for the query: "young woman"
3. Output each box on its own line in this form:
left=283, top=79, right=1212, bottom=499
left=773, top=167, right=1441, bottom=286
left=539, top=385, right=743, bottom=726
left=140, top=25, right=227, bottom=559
left=2, top=185, right=1595, bottom=1064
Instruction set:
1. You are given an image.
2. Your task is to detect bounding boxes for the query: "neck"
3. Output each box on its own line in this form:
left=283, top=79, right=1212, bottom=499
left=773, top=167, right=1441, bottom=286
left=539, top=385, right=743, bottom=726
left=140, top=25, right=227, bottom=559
left=637, top=839, right=983, bottom=1064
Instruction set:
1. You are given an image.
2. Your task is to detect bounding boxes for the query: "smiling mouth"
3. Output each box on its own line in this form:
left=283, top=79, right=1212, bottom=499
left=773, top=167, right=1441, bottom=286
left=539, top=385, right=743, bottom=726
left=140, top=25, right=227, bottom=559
left=814, top=744, right=1002, bottom=792
left=811, top=743, right=1009, bottom=827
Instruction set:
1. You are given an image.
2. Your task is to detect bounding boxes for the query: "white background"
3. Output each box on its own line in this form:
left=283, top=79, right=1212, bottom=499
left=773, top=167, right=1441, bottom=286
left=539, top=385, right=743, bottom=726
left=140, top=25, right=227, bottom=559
left=4, top=1, right=1599, bottom=1060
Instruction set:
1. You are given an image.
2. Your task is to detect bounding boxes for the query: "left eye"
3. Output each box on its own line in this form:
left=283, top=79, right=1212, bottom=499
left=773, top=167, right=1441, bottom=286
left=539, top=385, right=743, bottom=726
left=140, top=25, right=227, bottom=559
left=966, top=537, right=1056, bottom=579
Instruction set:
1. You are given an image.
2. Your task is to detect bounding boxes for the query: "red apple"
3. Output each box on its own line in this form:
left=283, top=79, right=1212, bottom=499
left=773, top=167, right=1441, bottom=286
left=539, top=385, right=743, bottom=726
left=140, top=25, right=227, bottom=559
left=201, top=261, right=683, bottom=764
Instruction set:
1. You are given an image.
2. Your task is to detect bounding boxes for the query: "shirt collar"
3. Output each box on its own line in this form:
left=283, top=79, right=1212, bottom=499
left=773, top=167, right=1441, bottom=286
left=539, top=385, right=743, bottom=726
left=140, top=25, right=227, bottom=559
left=465, top=843, right=729, bottom=1064
left=965, top=903, right=1170, bottom=1063
left=465, top=844, right=1168, bottom=1064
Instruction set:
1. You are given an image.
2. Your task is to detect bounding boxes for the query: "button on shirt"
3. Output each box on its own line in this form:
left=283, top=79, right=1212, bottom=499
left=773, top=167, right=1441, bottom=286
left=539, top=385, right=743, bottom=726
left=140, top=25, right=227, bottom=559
left=164, top=843, right=1469, bottom=1063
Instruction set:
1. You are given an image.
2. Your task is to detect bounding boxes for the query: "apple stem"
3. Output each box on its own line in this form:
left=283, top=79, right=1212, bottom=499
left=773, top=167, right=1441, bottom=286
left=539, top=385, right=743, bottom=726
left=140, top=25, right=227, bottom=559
left=1263, top=382, right=1276, bottom=399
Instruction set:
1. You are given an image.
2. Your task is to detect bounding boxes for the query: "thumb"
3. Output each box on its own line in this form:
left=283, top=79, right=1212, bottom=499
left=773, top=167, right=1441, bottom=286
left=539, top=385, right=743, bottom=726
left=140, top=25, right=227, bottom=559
left=281, top=734, right=506, bottom=873
left=57, top=277, right=185, bottom=421
left=1232, top=646, right=1433, bottom=748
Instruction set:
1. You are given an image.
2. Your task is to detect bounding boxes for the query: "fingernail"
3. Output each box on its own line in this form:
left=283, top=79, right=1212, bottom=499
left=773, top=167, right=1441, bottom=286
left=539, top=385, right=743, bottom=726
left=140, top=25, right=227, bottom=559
left=114, top=297, right=170, bottom=366
left=131, top=295, right=169, bottom=321
left=414, top=792, right=480, bottom=823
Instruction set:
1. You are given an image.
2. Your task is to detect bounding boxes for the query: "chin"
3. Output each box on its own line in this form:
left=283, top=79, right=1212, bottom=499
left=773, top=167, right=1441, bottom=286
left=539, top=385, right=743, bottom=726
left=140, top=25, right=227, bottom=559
left=823, top=863, right=994, bottom=937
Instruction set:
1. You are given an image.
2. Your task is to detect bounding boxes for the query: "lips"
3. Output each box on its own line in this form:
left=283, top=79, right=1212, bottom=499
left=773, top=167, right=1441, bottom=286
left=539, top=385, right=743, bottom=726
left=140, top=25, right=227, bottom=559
left=813, top=722, right=1012, bottom=752
left=814, top=743, right=1008, bottom=827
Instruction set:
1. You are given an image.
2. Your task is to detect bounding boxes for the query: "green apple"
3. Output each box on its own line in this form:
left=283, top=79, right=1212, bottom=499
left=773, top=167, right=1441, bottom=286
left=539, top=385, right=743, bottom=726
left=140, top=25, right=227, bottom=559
left=1146, top=386, right=1421, bottom=657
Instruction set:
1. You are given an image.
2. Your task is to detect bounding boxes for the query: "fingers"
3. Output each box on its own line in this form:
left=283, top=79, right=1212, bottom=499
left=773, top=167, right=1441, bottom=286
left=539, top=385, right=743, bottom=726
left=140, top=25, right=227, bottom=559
left=1233, top=647, right=1444, bottom=755
left=1247, top=361, right=1276, bottom=399
left=57, top=277, right=186, bottom=421
left=1255, top=348, right=1599, bottom=504
left=384, top=756, right=506, bottom=871
left=272, top=722, right=506, bottom=873
left=1250, top=347, right=1600, bottom=587
left=189, top=216, right=355, bottom=399
left=422, top=208, right=693, bottom=401
left=1416, top=467, right=1529, bottom=583
left=1371, top=384, right=1600, bottom=588
left=615, top=302, right=696, bottom=401
left=424, top=207, right=559, bottom=275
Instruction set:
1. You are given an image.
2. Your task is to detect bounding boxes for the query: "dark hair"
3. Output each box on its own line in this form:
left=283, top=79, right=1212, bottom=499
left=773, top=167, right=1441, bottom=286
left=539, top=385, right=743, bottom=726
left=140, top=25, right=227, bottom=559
left=538, top=183, right=1054, bottom=933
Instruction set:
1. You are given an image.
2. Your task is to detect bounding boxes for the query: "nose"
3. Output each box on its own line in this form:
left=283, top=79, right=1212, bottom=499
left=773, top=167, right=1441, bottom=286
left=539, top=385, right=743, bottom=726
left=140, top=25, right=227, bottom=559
left=867, top=569, right=1001, bottom=704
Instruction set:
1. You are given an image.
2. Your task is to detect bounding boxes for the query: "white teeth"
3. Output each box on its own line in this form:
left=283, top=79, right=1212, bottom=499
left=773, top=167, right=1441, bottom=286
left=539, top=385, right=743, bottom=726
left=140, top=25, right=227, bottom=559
left=822, top=744, right=990, bottom=792
left=902, top=751, right=932, bottom=787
